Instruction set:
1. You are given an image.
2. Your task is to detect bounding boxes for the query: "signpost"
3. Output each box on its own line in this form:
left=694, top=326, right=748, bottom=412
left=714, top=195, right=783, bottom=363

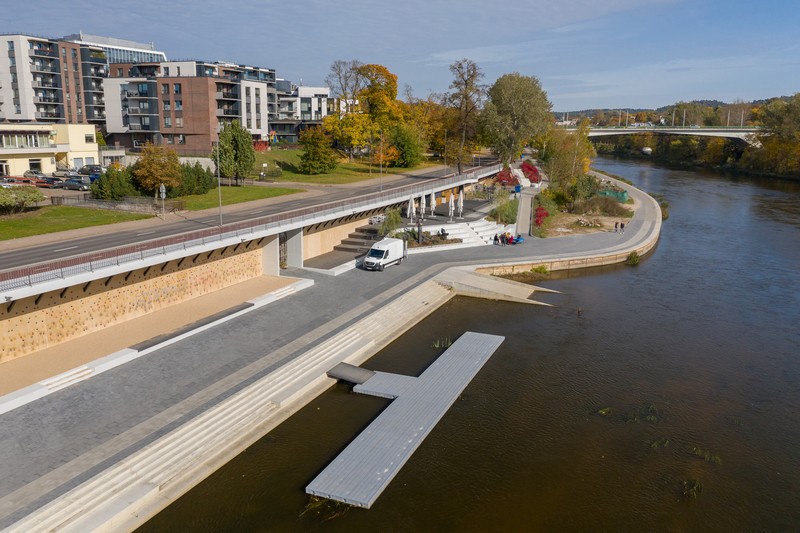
left=159, top=183, right=166, bottom=217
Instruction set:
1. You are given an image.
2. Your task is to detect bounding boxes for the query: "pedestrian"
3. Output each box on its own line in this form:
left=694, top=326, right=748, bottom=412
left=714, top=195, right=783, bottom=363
left=620, top=222, right=625, bottom=233
left=501, top=233, right=506, bottom=246
left=614, top=221, right=619, bottom=233
left=493, top=234, right=499, bottom=245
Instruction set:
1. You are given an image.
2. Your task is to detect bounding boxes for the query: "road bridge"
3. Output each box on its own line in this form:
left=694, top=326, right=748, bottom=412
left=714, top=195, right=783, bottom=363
left=568, top=126, right=759, bottom=144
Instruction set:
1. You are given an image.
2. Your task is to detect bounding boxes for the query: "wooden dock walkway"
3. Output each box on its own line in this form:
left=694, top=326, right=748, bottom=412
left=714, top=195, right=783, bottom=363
left=306, top=331, right=504, bottom=508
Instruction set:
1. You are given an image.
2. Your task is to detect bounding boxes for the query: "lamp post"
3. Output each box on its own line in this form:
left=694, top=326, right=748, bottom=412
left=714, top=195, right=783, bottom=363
left=215, top=141, right=223, bottom=231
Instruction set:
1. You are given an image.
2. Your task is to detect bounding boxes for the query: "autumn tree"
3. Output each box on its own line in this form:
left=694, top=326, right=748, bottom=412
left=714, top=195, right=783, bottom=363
left=299, top=127, right=339, bottom=174
left=356, top=63, right=402, bottom=129
left=213, top=120, right=255, bottom=185
left=447, top=59, right=484, bottom=174
left=132, top=143, right=181, bottom=194
left=480, top=72, right=551, bottom=167
left=538, top=119, right=595, bottom=199
left=323, top=112, right=373, bottom=161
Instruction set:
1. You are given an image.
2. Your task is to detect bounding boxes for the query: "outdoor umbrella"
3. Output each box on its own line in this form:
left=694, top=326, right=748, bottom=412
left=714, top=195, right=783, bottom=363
left=458, top=191, right=464, bottom=218
left=420, top=194, right=426, bottom=219
left=430, top=192, right=436, bottom=216
left=408, top=196, right=414, bottom=223
left=448, top=193, right=455, bottom=219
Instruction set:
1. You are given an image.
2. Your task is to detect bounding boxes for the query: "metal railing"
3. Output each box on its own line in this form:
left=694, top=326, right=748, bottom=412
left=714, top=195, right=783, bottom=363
left=0, top=165, right=500, bottom=292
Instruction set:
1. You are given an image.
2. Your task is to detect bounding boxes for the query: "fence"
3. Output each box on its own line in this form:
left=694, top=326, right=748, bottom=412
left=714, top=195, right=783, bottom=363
left=50, top=195, right=186, bottom=214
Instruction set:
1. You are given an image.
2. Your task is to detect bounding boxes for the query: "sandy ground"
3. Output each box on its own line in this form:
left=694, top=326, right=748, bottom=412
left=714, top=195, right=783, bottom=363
left=541, top=193, right=641, bottom=237
left=0, top=275, right=296, bottom=396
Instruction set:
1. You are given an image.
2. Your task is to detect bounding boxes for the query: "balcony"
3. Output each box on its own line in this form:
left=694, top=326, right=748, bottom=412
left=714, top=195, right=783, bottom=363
left=35, top=111, right=62, bottom=120
left=34, top=95, right=60, bottom=104
left=128, top=124, right=155, bottom=131
left=215, top=91, right=239, bottom=100
left=29, top=47, right=58, bottom=58
left=216, top=107, right=240, bottom=117
left=33, top=80, right=58, bottom=89
left=31, top=63, right=58, bottom=74
left=124, top=107, right=154, bottom=115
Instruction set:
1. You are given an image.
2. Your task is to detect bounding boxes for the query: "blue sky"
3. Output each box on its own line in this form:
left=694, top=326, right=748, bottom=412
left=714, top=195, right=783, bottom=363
left=5, top=0, right=800, bottom=111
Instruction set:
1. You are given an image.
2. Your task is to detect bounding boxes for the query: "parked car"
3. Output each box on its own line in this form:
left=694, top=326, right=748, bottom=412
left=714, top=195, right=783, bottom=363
left=77, top=165, right=105, bottom=176
left=38, top=177, right=64, bottom=188
left=23, top=170, right=48, bottom=179
left=63, top=179, right=91, bottom=191
left=53, top=168, right=76, bottom=177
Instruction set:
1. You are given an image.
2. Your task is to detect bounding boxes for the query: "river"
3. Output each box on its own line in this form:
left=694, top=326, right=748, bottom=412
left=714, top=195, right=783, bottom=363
left=139, top=157, right=800, bottom=532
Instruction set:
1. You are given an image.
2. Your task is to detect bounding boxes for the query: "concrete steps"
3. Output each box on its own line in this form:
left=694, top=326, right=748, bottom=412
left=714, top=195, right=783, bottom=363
left=467, top=219, right=515, bottom=244
left=6, top=282, right=455, bottom=533
left=333, top=225, right=382, bottom=254
left=40, top=366, right=94, bottom=392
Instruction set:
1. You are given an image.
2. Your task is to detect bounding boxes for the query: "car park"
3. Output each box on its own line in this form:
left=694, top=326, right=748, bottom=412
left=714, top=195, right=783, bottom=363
left=38, top=177, right=64, bottom=188
left=63, top=179, right=91, bottom=191
left=53, top=168, right=76, bottom=177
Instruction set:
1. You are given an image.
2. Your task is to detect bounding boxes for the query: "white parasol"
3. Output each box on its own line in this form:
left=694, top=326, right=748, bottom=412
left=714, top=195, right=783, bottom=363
left=420, top=193, right=426, bottom=219
left=430, top=192, right=436, bottom=216
left=408, top=196, right=414, bottom=223
left=458, top=191, right=464, bottom=218
left=448, top=193, right=455, bottom=220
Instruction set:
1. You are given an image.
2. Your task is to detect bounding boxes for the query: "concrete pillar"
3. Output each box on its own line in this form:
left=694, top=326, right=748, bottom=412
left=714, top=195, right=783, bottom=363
left=285, top=228, right=304, bottom=268
left=261, top=235, right=280, bottom=276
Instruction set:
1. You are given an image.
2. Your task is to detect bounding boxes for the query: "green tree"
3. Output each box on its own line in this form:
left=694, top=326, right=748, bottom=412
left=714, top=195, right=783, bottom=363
left=132, top=143, right=181, bottom=194
left=480, top=72, right=551, bottom=166
left=91, top=167, right=139, bottom=200
left=213, top=120, right=255, bottom=185
left=175, top=162, right=216, bottom=196
left=379, top=208, right=403, bottom=237
left=389, top=124, right=424, bottom=168
left=298, top=127, right=339, bottom=174
left=447, top=59, right=484, bottom=174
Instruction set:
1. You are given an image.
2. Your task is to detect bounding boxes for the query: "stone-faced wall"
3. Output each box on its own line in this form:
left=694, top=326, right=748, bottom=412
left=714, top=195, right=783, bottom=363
left=0, top=245, right=264, bottom=364
left=303, top=218, right=368, bottom=260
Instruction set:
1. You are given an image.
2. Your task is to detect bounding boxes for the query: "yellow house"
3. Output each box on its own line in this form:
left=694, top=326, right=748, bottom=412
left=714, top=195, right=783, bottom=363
left=0, top=123, right=100, bottom=176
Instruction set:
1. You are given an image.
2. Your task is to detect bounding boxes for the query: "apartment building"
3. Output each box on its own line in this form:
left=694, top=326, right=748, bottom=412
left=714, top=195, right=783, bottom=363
left=271, top=80, right=332, bottom=143
left=105, top=60, right=275, bottom=154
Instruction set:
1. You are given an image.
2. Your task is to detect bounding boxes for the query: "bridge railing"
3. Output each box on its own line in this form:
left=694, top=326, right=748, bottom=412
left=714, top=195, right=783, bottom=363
left=0, top=164, right=501, bottom=293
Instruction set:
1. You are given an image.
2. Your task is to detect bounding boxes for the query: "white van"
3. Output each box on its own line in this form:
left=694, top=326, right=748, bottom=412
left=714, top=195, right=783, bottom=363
left=363, top=238, right=407, bottom=271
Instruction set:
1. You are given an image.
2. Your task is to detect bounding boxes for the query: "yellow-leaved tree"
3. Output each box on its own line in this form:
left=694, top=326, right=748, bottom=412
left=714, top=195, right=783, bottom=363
left=132, top=143, right=181, bottom=194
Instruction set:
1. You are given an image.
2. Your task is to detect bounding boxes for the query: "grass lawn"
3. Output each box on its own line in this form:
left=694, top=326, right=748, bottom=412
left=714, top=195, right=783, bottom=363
left=181, top=185, right=301, bottom=211
left=251, top=149, right=439, bottom=185
left=0, top=206, right=151, bottom=241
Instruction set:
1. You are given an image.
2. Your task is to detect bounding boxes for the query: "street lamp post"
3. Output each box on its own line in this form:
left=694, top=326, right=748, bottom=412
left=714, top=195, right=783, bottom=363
left=215, top=141, right=223, bottom=231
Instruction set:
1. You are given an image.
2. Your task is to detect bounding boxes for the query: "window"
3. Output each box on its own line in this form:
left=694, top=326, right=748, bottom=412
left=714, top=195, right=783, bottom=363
left=71, top=49, right=77, bottom=59
left=166, top=135, right=174, bottom=144
left=163, top=66, right=169, bottom=76
left=246, top=87, right=251, bottom=96
left=163, top=101, right=171, bottom=111
left=7, top=41, right=14, bottom=51
left=175, top=117, right=183, bottom=128
left=162, top=83, right=169, bottom=95
left=61, top=47, right=66, bottom=57
left=177, top=134, right=185, bottom=144
left=116, top=67, right=122, bottom=77
left=173, top=83, right=181, bottom=94
left=174, top=100, right=182, bottom=110
left=176, top=66, right=181, bottom=76
left=164, top=116, right=171, bottom=128
left=85, top=134, right=95, bottom=143
left=29, top=159, right=42, bottom=171
left=137, top=83, right=149, bottom=95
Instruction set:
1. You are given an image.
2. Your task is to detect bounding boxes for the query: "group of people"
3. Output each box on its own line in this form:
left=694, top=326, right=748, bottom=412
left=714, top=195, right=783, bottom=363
left=494, top=232, right=521, bottom=246
left=614, top=221, right=626, bottom=233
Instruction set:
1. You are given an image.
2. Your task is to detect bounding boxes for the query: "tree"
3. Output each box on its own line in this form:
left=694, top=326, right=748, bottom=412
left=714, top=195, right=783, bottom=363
left=480, top=72, right=551, bottom=166
left=447, top=59, right=484, bottom=174
left=298, top=127, right=339, bottom=174
left=132, top=143, right=181, bottom=194
left=91, top=167, right=138, bottom=200
left=389, top=124, right=424, bottom=168
left=356, top=63, right=402, bottom=128
left=538, top=119, right=595, bottom=200
left=323, top=112, right=373, bottom=161
left=175, top=162, right=216, bottom=196
left=325, top=60, right=366, bottom=117
left=213, top=120, right=255, bottom=185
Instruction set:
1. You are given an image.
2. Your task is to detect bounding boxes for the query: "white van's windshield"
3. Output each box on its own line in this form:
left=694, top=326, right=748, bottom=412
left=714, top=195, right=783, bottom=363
left=367, top=249, right=387, bottom=259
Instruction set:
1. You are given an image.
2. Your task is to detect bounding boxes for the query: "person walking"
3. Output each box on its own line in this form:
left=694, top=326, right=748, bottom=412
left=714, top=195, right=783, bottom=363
left=614, top=221, right=619, bottom=233
left=620, top=222, right=625, bottom=233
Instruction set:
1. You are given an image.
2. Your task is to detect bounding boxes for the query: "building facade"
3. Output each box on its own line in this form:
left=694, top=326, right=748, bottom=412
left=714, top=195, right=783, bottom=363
left=0, top=123, right=99, bottom=176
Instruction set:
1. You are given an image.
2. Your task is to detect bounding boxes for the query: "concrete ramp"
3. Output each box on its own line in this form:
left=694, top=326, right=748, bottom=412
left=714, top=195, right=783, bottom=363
left=326, top=362, right=375, bottom=385
left=434, top=269, right=556, bottom=305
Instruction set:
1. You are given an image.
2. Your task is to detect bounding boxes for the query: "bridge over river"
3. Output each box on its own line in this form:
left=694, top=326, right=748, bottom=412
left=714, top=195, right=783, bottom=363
left=567, top=125, right=759, bottom=143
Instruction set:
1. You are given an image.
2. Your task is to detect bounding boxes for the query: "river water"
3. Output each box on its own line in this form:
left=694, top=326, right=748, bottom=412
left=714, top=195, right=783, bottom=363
left=140, top=157, right=800, bottom=532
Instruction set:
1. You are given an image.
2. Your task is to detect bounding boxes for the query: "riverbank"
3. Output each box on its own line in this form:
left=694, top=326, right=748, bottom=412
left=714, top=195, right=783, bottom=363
left=0, top=175, right=661, bottom=531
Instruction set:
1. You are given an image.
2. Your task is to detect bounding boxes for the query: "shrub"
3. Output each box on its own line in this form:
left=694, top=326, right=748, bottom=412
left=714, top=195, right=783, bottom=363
left=626, top=251, right=640, bottom=265
left=91, top=167, right=139, bottom=200
left=0, top=187, right=46, bottom=215
left=574, top=196, right=633, bottom=217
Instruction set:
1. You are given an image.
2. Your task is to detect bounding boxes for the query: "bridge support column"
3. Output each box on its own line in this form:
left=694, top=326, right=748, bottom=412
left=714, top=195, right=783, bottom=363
left=285, top=228, right=304, bottom=269
left=261, top=235, right=280, bottom=276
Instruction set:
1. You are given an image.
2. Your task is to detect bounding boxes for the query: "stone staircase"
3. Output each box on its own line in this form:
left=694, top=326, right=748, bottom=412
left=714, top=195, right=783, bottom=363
left=333, top=225, right=382, bottom=255
left=467, top=219, right=516, bottom=244
left=6, top=281, right=455, bottom=533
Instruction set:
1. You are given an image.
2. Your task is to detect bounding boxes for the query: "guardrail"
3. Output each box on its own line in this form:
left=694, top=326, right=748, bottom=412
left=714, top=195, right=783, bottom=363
left=0, top=165, right=501, bottom=293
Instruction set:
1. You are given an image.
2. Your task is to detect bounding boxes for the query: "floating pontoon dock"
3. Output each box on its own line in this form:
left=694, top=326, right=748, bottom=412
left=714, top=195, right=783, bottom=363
left=306, top=331, right=504, bottom=508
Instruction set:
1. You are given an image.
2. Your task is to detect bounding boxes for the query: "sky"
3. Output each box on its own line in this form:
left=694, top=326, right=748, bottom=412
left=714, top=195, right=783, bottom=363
left=4, top=0, right=800, bottom=112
